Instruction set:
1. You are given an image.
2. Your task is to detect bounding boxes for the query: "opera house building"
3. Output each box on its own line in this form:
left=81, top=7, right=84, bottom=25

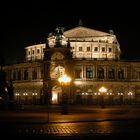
left=3, top=25, right=140, bottom=105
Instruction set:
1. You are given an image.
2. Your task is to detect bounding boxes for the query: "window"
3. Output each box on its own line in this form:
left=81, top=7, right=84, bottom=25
left=32, top=50, right=35, bottom=54
left=17, top=71, right=21, bottom=80
left=102, top=47, right=105, bottom=52
left=13, top=71, right=16, bottom=81
left=94, top=47, right=98, bottom=51
left=24, top=70, right=28, bottom=80
left=97, top=68, right=104, bottom=79
left=75, top=69, right=82, bottom=78
left=32, top=70, right=37, bottom=80
left=108, top=68, right=115, bottom=79
left=28, top=51, right=30, bottom=55
left=118, top=69, right=124, bottom=79
left=43, top=48, right=45, bottom=53
left=109, top=48, right=112, bottom=52
left=79, top=47, right=82, bottom=51
left=86, top=67, right=93, bottom=79
left=37, top=49, right=40, bottom=54
left=87, top=47, right=90, bottom=51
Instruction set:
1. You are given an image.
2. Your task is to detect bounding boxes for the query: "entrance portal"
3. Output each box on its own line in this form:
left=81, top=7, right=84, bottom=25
left=52, top=86, right=62, bottom=104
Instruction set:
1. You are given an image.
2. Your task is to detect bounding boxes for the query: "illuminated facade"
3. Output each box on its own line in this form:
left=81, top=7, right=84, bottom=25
left=4, top=25, right=140, bottom=105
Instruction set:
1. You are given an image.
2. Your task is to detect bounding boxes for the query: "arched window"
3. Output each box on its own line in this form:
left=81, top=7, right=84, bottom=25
left=108, top=68, right=115, bottom=79
left=97, top=67, right=104, bottom=79
left=17, top=71, right=21, bottom=80
left=118, top=69, right=124, bottom=79
left=24, top=70, right=28, bottom=80
left=75, top=68, right=82, bottom=79
left=86, top=67, right=93, bottom=79
left=32, top=70, right=37, bottom=80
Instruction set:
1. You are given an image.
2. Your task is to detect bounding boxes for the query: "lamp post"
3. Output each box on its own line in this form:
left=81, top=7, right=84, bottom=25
left=128, top=92, right=133, bottom=105
left=99, top=86, right=107, bottom=108
left=58, top=74, right=71, bottom=114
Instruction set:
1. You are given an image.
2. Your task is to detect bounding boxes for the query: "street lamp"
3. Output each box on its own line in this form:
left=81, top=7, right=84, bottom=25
left=58, top=74, right=71, bottom=84
left=58, top=74, right=71, bottom=114
left=99, top=86, right=107, bottom=108
left=128, top=92, right=133, bottom=105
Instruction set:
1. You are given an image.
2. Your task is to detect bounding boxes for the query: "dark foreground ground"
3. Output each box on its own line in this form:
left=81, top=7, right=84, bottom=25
left=0, top=105, right=140, bottom=139
left=1, top=120, right=140, bottom=140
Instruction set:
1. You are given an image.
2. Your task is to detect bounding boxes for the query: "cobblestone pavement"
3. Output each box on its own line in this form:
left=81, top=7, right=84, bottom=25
left=1, top=120, right=140, bottom=139
left=1, top=106, right=140, bottom=139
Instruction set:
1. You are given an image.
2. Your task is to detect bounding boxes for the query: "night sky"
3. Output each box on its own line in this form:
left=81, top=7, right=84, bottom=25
left=1, top=1, right=140, bottom=64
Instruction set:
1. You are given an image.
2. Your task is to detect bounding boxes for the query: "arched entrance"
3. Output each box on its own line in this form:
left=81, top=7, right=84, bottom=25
left=52, top=86, right=62, bottom=104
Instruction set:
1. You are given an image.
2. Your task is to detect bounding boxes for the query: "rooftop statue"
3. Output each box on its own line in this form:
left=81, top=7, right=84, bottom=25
left=55, top=27, right=65, bottom=36
left=55, top=27, right=65, bottom=47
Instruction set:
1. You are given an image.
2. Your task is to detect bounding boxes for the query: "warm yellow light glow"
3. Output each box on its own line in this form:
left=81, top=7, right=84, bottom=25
left=118, top=93, right=123, bottom=95
left=99, top=86, right=107, bottom=93
left=5, top=87, right=8, bottom=92
left=128, top=92, right=133, bottom=96
left=32, top=93, right=37, bottom=96
left=74, top=81, right=81, bottom=85
left=58, top=74, right=71, bottom=84
left=23, top=93, right=28, bottom=96
left=52, top=92, right=58, bottom=102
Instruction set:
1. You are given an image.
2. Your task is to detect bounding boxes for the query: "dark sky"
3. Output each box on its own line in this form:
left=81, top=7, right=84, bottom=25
left=1, top=1, right=140, bottom=64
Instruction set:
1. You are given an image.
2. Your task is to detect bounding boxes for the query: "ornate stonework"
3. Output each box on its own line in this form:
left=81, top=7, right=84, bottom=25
left=3, top=25, right=140, bottom=105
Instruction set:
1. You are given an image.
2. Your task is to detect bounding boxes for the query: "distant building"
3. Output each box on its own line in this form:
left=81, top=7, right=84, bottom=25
left=3, top=25, right=140, bottom=105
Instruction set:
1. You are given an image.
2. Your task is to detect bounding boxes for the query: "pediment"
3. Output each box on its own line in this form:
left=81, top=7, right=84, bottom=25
left=64, top=26, right=111, bottom=38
